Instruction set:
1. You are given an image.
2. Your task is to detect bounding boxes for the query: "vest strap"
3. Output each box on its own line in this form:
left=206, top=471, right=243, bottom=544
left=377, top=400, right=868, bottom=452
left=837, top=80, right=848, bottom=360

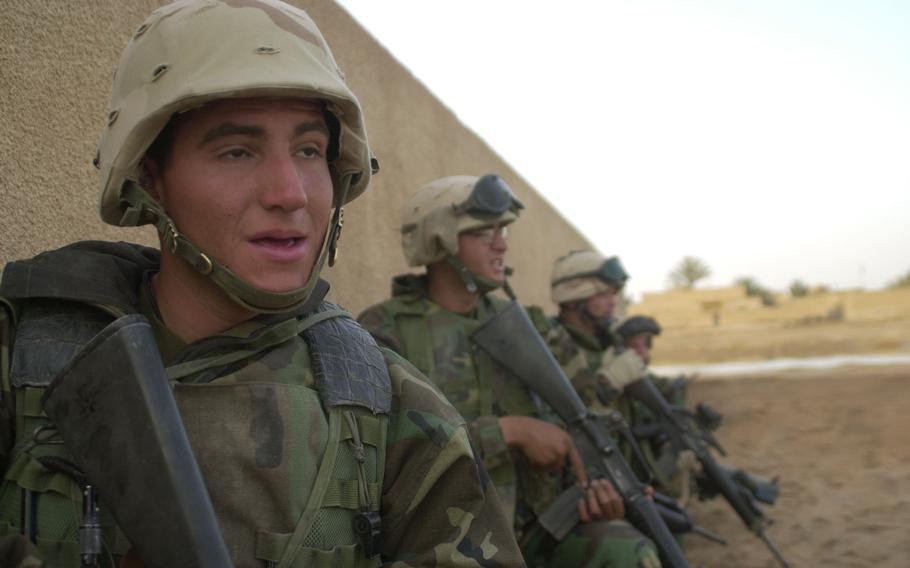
left=276, top=408, right=345, bottom=568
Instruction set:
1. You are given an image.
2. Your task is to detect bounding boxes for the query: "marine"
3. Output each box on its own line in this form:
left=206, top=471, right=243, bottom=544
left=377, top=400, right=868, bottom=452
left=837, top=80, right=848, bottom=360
left=358, top=175, right=661, bottom=568
left=0, top=2, right=523, bottom=566
left=536, top=251, right=701, bottom=499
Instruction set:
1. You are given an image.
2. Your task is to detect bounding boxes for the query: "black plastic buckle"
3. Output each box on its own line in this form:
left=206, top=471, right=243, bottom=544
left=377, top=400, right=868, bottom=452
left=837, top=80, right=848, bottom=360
left=353, top=510, right=382, bottom=558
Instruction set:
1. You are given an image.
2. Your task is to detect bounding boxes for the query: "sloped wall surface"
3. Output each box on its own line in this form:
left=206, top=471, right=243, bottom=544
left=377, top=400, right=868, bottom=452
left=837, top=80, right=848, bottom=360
left=0, top=0, right=591, bottom=314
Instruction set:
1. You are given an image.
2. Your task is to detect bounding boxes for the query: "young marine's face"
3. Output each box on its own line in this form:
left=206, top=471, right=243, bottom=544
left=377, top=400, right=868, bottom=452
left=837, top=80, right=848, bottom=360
left=584, top=287, right=619, bottom=319
left=456, top=224, right=509, bottom=284
left=625, top=334, right=653, bottom=365
left=149, top=97, right=333, bottom=292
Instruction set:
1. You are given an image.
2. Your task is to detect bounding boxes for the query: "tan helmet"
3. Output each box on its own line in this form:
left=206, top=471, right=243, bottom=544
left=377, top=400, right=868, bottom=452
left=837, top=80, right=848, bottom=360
left=95, top=0, right=377, bottom=313
left=400, top=174, right=523, bottom=267
left=551, top=250, right=629, bottom=304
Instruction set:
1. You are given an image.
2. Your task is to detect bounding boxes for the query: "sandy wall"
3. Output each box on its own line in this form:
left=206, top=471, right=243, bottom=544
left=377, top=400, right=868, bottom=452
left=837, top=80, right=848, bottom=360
left=0, top=0, right=591, bottom=315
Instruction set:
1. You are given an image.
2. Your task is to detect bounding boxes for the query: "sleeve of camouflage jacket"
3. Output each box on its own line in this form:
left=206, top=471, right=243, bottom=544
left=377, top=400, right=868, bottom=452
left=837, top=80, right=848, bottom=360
left=379, top=350, right=525, bottom=567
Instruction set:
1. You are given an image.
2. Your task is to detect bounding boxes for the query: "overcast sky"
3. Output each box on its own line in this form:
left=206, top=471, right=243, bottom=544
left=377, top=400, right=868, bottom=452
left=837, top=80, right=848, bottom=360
left=335, top=0, right=910, bottom=300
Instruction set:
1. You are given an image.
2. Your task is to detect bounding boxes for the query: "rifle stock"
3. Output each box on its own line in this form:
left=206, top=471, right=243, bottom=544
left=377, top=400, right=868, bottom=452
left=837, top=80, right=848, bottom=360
left=43, top=314, right=233, bottom=568
left=471, top=301, right=693, bottom=568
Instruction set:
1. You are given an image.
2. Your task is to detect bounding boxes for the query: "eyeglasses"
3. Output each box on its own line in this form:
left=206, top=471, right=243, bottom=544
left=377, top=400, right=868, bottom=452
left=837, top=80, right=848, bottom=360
left=463, top=225, right=509, bottom=244
left=453, top=174, right=524, bottom=217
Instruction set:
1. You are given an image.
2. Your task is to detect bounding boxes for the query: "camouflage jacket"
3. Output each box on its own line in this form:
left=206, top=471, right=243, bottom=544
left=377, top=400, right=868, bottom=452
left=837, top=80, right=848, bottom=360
left=529, top=312, right=690, bottom=495
left=525, top=310, right=617, bottom=411
left=0, top=242, right=523, bottom=568
left=358, top=275, right=566, bottom=534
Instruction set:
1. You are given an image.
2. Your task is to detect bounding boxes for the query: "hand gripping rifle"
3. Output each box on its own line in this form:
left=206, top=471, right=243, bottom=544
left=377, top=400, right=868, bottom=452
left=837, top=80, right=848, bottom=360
left=623, top=377, right=791, bottom=568
left=42, top=314, right=234, bottom=568
left=471, top=302, right=695, bottom=568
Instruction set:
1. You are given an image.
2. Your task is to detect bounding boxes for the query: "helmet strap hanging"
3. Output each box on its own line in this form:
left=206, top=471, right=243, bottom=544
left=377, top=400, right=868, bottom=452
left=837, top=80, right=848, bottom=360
left=444, top=255, right=511, bottom=297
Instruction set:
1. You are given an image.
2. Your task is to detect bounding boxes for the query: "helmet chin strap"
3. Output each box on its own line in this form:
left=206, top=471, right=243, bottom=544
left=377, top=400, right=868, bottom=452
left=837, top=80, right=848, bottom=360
left=118, top=178, right=350, bottom=314
left=444, top=256, right=515, bottom=299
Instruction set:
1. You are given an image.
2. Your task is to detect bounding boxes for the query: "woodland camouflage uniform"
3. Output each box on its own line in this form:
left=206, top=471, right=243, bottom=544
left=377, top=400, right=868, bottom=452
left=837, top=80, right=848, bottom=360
left=359, top=177, right=660, bottom=568
left=0, top=244, right=523, bottom=567
left=0, top=1, right=522, bottom=566
left=537, top=251, right=692, bottom=499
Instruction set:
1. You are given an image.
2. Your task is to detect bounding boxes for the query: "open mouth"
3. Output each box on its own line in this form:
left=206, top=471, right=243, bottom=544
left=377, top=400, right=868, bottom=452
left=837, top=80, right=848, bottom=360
left=249, top=234, right=308, bottom=262
left=251, top=237, right=305, bottom=248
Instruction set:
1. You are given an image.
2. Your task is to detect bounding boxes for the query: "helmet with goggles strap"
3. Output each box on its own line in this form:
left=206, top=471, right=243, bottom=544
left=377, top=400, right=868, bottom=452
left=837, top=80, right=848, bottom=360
left=400, top=174, right=523, bottom=267
left=400, top=174, right=522, bottom=294
left=551, top=251, right=629, bottom=305
left=96, top=0, right=378, bottom=313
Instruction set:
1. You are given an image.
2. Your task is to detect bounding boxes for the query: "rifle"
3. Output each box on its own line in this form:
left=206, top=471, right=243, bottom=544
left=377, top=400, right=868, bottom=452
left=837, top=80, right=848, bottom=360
left=471, top=301, right=696, bottom=568
left=42, top=314, right=234, bottom=568
left=624, top=376, right=791, bottom=568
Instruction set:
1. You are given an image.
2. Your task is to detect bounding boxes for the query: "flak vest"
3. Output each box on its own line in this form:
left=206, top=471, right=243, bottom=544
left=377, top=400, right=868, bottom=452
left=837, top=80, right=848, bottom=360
left=0, top=241, right=390, bottom=568
left=370, top=289, right=562, bottom=533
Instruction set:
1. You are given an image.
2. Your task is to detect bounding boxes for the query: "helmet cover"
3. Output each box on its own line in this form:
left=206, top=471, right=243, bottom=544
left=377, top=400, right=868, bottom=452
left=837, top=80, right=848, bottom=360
left=551, top=250, right=628, bottom=304
left=400, top=174, right=521, bottom=267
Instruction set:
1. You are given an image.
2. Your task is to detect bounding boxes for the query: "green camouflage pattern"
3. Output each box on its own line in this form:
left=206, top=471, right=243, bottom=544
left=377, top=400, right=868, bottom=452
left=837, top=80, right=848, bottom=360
left=359, top=275, right=661, bottom=568
left=0, top=244, right=524, bottom=568
left=530, top=311, right=692, bottom=501
left=521, top=521, right=661, bottom=568
left=0, top=535, right=42, bottom=568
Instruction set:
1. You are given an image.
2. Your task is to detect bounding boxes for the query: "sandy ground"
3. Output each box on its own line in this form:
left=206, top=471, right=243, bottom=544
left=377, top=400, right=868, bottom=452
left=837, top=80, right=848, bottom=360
left=679, top=364, right=910, bottom=568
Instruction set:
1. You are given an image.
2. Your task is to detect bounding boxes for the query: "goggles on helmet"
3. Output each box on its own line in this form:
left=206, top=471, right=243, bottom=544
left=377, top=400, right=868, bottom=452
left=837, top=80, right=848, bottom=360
left=554, top=256, right=629, bottom=289
left=453, top=174, right=524, bottom=218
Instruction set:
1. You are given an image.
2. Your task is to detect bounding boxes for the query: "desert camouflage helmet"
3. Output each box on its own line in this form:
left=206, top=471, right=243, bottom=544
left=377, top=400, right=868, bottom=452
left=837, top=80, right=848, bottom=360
left=95, top=0, right=377, bottom=313
left=616, top=315, right=662, bottom=340
left=551, top=250, right=629, bottom=304
left=400, top=174, right=523, bottom=267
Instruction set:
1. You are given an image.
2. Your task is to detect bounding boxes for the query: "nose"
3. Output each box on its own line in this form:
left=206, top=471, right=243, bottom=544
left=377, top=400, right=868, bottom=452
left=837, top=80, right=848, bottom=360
left=258, top=152, right=309, bottom=212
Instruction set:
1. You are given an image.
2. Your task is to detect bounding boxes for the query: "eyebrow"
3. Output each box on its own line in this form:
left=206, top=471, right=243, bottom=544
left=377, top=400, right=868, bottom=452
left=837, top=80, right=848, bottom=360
left=199, top=120, right=330, bottom=147
left=199, top=122, right=264, bottom=146
left=294, top=121, right=330, bottom=138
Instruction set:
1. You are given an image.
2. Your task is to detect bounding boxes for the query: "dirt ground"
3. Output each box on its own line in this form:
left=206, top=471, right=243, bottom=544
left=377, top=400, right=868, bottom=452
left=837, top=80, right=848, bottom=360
left=652, top=319, right=910, bottom=365
left=679, top=364, right=910, bottom=568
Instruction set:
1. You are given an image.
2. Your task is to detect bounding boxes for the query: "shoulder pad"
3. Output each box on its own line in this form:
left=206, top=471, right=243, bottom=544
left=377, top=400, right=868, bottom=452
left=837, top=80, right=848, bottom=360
left=302, top=303, right=392, bottom=414
left=0, top=240, right=157, bottom=311
left=9, top=299, right=113, bottom=387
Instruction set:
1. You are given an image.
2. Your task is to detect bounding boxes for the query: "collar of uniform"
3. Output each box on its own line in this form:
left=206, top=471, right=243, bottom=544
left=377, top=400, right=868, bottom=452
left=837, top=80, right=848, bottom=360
left=390, top=273, right=428, bottom=302
left=138, top=270, right=187, bottom=365
left=139, top=274, right=330, bottom=367
left=560, top=319, right=605, bottom=352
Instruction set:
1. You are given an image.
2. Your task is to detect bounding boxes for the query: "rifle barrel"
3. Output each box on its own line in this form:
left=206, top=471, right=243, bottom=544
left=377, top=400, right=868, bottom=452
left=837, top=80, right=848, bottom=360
left=760, top=530, right=792, bottom=568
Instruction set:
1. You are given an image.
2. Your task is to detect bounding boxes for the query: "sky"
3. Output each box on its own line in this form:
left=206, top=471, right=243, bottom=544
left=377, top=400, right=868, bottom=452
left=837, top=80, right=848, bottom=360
left=335, top=0, right=910, bottom=300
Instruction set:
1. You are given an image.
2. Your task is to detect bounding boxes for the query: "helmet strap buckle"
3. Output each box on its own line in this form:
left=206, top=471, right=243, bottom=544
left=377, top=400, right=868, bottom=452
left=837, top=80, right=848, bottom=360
left=328, top=207, right=345, bottom=267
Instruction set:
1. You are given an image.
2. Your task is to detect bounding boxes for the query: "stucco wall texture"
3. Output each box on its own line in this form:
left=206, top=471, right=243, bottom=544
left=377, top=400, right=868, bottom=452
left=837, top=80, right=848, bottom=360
left=1, top=0, right=592, bottom=315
